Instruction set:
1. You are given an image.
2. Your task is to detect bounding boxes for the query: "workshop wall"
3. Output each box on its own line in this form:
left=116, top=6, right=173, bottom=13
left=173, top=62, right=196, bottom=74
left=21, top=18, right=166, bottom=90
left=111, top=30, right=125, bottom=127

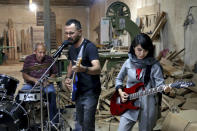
left=89, top=0, right=197, bottom=67
left=0, top=4, right=89, bottom=50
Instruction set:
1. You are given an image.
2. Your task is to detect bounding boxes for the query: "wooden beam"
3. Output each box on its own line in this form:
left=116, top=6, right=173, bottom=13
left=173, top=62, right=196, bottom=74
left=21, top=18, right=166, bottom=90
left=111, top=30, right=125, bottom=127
left=151, top=16, right=167, bottom=41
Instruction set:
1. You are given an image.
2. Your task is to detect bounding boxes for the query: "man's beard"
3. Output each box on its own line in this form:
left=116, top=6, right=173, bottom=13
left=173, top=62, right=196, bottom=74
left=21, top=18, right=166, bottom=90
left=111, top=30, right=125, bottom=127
left=68, top=35, right=81, bottom=45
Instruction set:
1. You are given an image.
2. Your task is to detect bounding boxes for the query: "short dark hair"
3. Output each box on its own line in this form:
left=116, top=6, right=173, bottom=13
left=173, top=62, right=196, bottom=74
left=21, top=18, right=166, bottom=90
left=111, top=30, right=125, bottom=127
left=65, top=19, right=82, bottom=30
left=129, top=33, right=154, bottom=58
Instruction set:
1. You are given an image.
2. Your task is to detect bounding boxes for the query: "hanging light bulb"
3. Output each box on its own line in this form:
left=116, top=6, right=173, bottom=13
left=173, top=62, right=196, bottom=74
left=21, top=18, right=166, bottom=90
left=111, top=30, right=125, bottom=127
left=29, top=0, right=37, bottom=12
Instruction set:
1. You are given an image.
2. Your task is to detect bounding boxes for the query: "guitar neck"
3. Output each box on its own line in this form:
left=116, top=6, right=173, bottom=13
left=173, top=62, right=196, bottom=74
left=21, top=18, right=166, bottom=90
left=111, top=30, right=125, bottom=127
left=72, top=72, right=76, bottom=83
left=129, top=85, right=166, bottom=100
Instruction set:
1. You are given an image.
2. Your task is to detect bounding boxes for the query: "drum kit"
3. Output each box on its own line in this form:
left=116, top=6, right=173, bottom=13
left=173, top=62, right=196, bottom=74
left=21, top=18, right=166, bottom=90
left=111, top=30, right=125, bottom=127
left=0, top=74, right=71, bottom=131
left=0, top=74, right=29, bottom=130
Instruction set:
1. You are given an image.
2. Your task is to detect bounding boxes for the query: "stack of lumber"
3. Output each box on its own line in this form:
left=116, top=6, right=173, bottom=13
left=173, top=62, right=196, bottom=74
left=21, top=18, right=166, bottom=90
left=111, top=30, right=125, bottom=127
left=30, top=26, right=44, bottom=49
left=112, top=46, right=129, bottom=52
left=20, top=28, right=32, bottom=55
left=151, top=11, right=167, bottom=41
left=96, top=64, right=124, bottom=123
left=52, top=76, right=75, bottom=109
left=8, top=19, right=18, bottom=60
left=137, top=3, right=160, bottom=34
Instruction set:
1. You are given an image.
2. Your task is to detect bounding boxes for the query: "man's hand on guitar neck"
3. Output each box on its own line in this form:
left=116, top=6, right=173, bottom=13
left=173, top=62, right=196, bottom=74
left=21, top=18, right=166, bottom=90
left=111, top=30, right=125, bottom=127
left=72, top=58, right=86, bottom=73
left=72, top=64, right=87, bottom=73
left=118, top=88, right=129, bottom=103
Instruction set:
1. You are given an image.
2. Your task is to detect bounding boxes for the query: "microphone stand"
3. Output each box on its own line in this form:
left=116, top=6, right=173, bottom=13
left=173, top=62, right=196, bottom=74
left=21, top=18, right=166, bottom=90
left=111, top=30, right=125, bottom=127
left=38, top=56, right=59, bottom=131
left=36, top=56, right=59, bottom=131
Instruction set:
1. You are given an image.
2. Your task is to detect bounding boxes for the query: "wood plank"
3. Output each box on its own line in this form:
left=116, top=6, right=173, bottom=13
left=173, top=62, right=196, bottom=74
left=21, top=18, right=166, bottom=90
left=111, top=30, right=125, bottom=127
left=56, top=24, right=62, bottom=47
left=154, top=11, right=166, bottom=30
left=13, top=28, right=18, bottom=60
left=100, top=88, right=115, bottom=100
left=137, top=3, right=160, bottom=16
left=169, top=48, right=185, bottom=60
left=21, top=29, right=25, bottom=54
left=166, top=50, right=177, bottom=60
left=151, top=16, right=167, bottom=40
left=3, top=30, right=7, bottom=56
left=160, top=58, right=183, bottom=76
left=181, top=98, right=197, bottom=110
left=8, top=29, right=12, bottom=59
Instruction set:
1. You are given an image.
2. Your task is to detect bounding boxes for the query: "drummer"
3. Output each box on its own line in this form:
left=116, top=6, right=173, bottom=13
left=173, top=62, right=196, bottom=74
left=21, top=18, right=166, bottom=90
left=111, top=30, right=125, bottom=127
left=21, top=42, right=58, bottom=123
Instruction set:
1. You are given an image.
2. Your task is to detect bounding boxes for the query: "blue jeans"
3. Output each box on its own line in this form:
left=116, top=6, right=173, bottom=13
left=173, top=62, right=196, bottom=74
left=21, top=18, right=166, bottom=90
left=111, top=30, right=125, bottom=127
left=22, top=84, right=57, bottom=122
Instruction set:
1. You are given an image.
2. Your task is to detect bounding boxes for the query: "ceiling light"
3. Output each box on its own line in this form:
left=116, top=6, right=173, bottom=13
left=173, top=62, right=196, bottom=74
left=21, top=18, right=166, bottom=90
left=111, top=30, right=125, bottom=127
left=29, top=0, right=37, bottom=12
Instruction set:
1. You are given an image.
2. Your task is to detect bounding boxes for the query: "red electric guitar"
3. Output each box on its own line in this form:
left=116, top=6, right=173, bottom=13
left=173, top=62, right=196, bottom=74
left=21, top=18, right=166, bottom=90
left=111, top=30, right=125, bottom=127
left=110, top=81, right=195, bottom=116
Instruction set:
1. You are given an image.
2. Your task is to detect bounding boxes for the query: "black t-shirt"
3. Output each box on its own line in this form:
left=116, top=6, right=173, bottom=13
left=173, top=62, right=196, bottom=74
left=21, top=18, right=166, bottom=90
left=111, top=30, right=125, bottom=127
left=68, top=39, right=101, bottom=94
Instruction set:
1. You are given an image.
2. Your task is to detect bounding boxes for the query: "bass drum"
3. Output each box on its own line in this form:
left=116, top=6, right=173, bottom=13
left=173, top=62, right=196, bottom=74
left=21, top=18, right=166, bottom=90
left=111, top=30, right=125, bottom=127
left=0, top=74, right=19, bottom=100
left=0, top=101, right=29, bottom=130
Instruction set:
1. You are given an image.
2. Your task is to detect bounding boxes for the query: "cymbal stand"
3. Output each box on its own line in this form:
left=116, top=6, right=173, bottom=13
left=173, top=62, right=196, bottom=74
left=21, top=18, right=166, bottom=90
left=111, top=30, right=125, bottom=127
left=45, top=58, right=72, bottom=131
left=47, top=85, right=72, bottom=131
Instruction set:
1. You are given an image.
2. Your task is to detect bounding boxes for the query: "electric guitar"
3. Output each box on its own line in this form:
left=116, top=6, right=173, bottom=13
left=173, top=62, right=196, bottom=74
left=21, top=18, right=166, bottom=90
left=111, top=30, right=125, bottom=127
left=110, top=81, right=195, bottom=116
left=71, top=57, right=82, bottom=101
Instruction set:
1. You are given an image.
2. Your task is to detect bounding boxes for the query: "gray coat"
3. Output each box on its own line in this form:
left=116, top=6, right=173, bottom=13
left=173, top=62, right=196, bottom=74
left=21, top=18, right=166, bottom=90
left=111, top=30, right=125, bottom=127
left=116, top=56, right=165, bottom=130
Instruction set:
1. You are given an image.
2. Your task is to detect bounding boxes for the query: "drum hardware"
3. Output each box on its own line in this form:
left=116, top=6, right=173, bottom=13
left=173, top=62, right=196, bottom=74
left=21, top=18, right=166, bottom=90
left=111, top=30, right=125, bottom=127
left=42, top=50, right=72, bottom=131
left=46, top=87, right=72, bottom=131
left=44, top=57, right=72, bottom=131
left=19, top=89, right=41, bottom=102
left=0, top=90, right=7, bottom=101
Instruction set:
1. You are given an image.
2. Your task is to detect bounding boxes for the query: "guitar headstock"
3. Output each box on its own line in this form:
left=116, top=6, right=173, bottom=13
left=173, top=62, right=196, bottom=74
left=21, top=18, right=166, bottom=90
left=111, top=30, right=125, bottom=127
left=171, top=81, right=195, bottom=88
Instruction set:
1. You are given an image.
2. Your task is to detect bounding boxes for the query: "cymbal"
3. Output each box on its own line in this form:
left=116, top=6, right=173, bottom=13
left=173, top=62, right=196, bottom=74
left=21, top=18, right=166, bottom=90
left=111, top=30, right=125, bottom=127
left=48, top=76, right=65, bottom=82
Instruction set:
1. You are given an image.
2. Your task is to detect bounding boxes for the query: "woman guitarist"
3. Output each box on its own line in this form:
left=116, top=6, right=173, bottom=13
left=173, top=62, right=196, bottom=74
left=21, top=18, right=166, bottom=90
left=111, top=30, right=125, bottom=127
left=115, top=33, right=171, bottom=131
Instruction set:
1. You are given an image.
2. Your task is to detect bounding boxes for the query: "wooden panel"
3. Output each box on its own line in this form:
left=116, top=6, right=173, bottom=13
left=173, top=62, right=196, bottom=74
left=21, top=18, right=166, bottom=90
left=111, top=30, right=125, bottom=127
left=56, top=25, right=62, bottom=47
left=137, top=3, right=160, bottom=34
left=30, top=26, right=44, bottom=48
left=36, top=11, right=56, bottom=49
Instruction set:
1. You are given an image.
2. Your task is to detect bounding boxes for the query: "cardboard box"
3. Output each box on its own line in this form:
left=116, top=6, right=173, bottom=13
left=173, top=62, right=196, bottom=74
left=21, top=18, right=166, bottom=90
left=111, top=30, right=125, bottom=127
left=162, top=110, right=197, bottom=131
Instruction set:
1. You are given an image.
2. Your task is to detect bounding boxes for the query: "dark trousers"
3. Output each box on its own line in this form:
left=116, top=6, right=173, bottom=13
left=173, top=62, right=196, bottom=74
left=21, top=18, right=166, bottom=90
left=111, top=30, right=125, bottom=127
left=75, top=92, right=99, bottom=131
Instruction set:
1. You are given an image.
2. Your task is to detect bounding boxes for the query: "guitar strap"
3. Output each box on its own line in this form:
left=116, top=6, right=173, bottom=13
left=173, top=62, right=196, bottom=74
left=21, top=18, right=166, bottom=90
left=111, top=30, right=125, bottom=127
left=77, top=39, right=88, bottom=60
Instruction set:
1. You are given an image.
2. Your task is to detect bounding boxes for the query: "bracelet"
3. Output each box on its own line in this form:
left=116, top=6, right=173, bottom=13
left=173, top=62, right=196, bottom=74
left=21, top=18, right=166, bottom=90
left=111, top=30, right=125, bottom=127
left=85, top=66, right=88, bottom=73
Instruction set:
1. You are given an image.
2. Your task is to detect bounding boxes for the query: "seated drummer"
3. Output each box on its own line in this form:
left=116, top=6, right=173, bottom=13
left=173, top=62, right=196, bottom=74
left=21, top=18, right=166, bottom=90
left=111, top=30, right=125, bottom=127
left=21, top=42, right=57, bottom=123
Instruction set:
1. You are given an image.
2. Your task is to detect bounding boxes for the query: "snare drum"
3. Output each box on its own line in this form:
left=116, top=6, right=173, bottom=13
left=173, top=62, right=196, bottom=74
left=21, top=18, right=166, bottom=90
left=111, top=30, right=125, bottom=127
left=0, top=74, right=19, bottom=98
left=19, top=89, right=40, bottom=101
